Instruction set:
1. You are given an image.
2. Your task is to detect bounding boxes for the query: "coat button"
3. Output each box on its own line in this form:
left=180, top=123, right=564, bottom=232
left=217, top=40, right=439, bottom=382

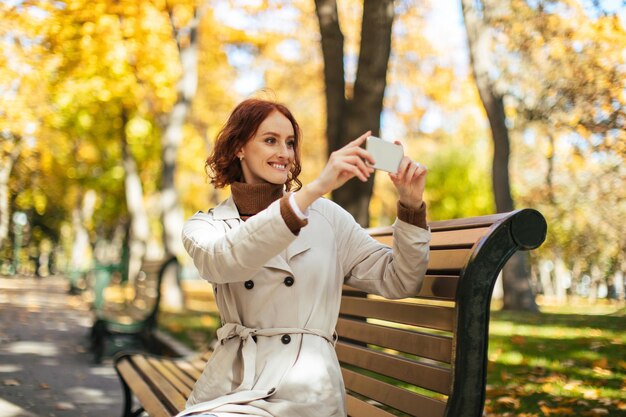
left=244, top=280, right=254, bottom=290
left=281, top=334, right=291, bottom=345
left=283, top=276, right=294, bottom=287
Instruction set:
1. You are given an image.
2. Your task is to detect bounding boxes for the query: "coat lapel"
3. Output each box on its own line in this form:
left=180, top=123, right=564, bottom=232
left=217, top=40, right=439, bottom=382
left=212, top=195, right=312, bottom=274
left=286, top=225, right=313, bottom=262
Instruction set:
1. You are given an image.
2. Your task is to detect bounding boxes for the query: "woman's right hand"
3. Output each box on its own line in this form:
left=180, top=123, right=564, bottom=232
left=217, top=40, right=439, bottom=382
left=310, top=131, right=375, bottom=197
left=294, top=131, right=375, bottom=212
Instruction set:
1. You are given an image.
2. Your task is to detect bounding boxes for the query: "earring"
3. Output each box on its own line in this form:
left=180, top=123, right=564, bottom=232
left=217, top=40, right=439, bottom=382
left=239, top=155, right=243, bottom=161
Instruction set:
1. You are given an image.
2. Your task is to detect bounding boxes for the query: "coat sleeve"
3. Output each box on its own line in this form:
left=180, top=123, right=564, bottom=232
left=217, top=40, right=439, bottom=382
left=331, top=201, right=431, bottom=299
left=181, top=199, right=298, bottom=284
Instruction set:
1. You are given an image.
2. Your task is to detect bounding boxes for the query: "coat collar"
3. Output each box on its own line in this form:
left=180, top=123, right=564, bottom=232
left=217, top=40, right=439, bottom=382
left=212, top=197, right=241, bottom=220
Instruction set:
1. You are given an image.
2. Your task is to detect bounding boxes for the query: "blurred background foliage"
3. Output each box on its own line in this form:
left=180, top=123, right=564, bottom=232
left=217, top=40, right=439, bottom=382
left=1, top=0, right=624, bottom=304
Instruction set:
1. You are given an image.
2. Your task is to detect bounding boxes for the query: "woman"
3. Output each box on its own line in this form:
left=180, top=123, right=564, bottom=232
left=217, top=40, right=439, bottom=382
left=178, top=98, right=430, bottom=417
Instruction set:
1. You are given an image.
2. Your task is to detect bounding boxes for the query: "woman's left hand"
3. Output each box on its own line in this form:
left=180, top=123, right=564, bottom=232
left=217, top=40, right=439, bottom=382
left=388, top=141, right=427, bottom=209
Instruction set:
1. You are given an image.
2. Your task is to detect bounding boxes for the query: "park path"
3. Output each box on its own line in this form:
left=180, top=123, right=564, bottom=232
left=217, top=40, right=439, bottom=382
left=0, top=275, right=123, bottom=417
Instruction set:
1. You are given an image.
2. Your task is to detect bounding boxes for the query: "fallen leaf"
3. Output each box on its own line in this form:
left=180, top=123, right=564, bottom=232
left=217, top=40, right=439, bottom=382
left=540, top=405, right=575, bottom=416
left=496, top=396, right=520, bottom=409
left=592, top=358, right=608, bottom=368
left=38, top=383, right=50, bottom=389
left=581, top=409, right=609, bottom=416
left=55, top=402, right=76, bottom=410
left=582, top=388, right=600, bottom=399
left=511, top=335, right=526, bottom=345
left=3, top=379, right=20, bottom=386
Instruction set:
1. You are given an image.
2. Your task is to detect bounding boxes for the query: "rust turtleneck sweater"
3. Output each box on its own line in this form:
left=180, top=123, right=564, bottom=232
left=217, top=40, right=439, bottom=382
left=230, top=181, right=428, bottom=232
left=231, top=182, right=308, bottom=235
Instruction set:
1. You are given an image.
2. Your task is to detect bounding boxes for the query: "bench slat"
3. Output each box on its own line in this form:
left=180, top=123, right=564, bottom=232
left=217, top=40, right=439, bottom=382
left=175, top=358, right=203, bottom=380
left=117, top=359, right=174, bottom=417
left=428, top=212, right=509, bottom=231
left=162, top=359, right=197, bottom=389
left=336, top=342, right=451, bottom=395
left=427, top=249, right=470, bottom=272
left=417, top=275, right=459, bottom=300
left=339, top=296, right=455, bottom=332
left=336, top=317, right=452, bottom=363
left=131, top=355, right=188, bottom=412
left=342, top=368, right=446, bottom=417
left=342, top=274, right=460, bottom=301
left=191, top=357, right=208, bottom=372
left=346, top=394, right=394, bottom=417
left=371, top=227, right=489, bottom=249
left=147, top=357, right=192, bottom=397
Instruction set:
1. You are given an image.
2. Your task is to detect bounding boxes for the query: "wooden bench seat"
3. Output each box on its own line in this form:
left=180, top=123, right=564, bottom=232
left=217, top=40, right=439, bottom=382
left=115, top=209, right=546, bottom=417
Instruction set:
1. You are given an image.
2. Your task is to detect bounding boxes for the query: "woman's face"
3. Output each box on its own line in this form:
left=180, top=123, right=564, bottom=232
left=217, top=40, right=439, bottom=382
left=237, top=110, right=296, bottom=185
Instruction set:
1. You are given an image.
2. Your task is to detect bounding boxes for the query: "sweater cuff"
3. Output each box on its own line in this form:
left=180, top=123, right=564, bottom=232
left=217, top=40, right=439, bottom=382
left=397, top=201, right=428, bottom=230
left=280, top=195, right=309, bottom=235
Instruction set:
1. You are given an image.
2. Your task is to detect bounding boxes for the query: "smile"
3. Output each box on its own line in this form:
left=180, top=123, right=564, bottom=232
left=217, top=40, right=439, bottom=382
left=269, top=163, right=288, bottom=170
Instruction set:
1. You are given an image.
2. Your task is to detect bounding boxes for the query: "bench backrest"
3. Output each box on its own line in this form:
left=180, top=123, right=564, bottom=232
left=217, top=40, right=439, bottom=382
left=125, top=257, right=180, bottom=326
left=339, top=209, right=546, bottom=417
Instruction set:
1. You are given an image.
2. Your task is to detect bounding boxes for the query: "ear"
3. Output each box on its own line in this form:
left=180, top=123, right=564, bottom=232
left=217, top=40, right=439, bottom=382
left=236, top=149, right=244, bottom=160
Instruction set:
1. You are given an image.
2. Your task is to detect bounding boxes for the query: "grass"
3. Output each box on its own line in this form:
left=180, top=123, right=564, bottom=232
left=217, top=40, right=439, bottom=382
left=485, top=302, right=626, bottom=417
left=158, top=302, right=626, bottom=416
left=157, top=310, right=221, bottom=351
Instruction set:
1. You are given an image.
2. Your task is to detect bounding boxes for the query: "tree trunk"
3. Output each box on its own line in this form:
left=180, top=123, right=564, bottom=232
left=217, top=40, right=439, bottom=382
left=160, top=5, right=201, bottom=258
left=68, top=190, right=96, bottom=291
left=122, top=120, right=150, bottom=283
left=0, top=140, right=21, bottom=249
left=461, top=0, right=538, bottom=311
left=315, top=0, right=394, bottom=226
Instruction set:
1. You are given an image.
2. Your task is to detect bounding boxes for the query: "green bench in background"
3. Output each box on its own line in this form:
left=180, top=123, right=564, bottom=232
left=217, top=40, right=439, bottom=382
left=90, top=256, right=180, bottom=363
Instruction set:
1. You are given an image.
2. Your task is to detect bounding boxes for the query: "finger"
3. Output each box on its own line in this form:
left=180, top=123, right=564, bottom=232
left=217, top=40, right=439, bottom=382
left=336, top=145, right=376, bottom=166
left=395, top=156, right=411, bottom=179
left=412, top=162, right=427, bottom=179
left=417, top=163, right=428, bottom=176
left=344, top=155, right=373, bottom=179
left=353, top=146, right=376, bottom=165
left=338, top=142, right=372, bottom=158
left=348, top=130, right=372, bottom=147
left=338, top=161, right=368, bottom=182
left=404, top=161, right=419, bottom=182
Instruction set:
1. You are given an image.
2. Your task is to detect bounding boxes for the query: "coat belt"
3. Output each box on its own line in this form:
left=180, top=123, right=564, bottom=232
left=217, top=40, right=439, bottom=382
left=216, top=323, right=337, bottom=392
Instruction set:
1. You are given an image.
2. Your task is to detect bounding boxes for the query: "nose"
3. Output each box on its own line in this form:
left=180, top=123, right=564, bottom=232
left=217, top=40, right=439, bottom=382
left=277, top=142, right=290, bottom=159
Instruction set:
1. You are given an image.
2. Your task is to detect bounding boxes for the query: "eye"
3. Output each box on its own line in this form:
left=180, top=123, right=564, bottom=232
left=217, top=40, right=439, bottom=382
left=287, top=140, right=295, bottom=149
left=264, top=137, right=277, bottom=144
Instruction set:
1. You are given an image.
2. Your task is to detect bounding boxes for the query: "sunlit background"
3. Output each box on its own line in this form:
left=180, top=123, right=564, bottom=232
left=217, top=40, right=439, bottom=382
left=1, top=0, right=625, bottom=303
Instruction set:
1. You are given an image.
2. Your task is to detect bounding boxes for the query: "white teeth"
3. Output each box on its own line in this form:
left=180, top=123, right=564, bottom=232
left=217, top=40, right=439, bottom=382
left=270, top=164, right=286, bottom=169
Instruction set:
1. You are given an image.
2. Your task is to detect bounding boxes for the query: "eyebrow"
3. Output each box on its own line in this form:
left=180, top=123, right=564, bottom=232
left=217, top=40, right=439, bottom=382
left=261, top=131, right=295, bottom=139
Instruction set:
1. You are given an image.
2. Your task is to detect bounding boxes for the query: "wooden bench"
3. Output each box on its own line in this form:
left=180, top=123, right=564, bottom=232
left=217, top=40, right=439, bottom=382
left=90, top=256, right=180, bottom=363
left=114, top=209, right=547, bottom=417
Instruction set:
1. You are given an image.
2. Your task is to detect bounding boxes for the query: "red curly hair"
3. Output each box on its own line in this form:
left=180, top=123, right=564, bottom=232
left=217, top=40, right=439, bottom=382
left=206, top=99, right=303, bottom=191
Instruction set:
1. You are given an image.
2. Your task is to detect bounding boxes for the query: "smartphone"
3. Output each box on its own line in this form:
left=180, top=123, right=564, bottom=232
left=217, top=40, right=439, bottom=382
left=365, top=136, right=403, bottom=173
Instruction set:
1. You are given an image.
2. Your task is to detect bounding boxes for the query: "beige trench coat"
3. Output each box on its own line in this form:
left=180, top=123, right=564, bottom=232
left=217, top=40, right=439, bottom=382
left=177, top=196, right=431, bottom=417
